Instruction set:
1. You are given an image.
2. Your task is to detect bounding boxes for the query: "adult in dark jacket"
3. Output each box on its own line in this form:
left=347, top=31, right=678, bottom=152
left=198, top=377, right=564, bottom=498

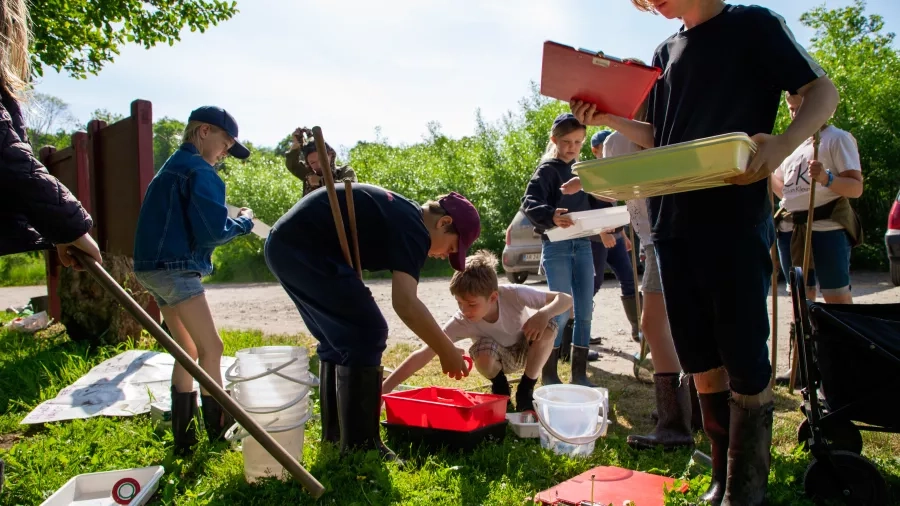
left=521, top=113, right=610, bottom=387
left=0, top=0, right=100, bottom=269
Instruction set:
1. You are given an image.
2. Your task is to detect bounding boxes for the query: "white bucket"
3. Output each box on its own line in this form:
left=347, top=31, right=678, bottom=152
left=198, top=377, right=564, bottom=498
left=225, top=346, right=318, bottom=483
left=532, top=384, right=608, bottom=458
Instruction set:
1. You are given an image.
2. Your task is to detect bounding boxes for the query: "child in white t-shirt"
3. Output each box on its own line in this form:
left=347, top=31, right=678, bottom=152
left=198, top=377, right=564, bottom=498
left=382, top=250, right=572, bottom=412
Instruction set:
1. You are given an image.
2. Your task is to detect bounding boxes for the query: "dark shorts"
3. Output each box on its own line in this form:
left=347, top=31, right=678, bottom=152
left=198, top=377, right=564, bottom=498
left=656, top=218, right=775, bottom=395
left=264, top=230, right=388, bottom=367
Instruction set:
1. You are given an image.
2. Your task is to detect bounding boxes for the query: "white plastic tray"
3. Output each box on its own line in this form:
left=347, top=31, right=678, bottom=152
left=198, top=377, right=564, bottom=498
left=545, top=206, right=630, bottom=242
left=506, top=412, right=540, bottom=438
left=40, top=466, right=164, bottom=506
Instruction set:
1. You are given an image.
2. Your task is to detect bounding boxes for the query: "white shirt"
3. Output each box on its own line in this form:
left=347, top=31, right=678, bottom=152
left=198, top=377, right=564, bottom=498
left=775, top=126, right=861, bottom=232
left=603, top=132, right=652, bottom=245
left=442, top=285, right=548, bottom=348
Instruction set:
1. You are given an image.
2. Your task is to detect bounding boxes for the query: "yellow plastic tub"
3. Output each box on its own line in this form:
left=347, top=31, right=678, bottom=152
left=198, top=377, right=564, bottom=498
left=573, top=133, right=757, bottom=201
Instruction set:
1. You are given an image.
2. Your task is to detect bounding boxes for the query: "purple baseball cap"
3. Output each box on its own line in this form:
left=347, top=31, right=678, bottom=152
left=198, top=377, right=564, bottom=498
left=439, top=192, right=481, bottom=271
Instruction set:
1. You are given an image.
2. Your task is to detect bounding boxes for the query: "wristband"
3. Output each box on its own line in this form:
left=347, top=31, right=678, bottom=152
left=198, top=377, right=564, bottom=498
left=824, top=170, right=834, bottom=188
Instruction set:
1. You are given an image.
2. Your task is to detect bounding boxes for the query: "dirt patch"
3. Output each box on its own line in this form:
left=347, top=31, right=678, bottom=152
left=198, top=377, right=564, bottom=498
left=0, top=433, right=20, bottom=450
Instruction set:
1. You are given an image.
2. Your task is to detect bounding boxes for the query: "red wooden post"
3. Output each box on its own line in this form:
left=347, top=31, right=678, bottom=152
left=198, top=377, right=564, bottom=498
left=132, top=100, right=160, bottom=322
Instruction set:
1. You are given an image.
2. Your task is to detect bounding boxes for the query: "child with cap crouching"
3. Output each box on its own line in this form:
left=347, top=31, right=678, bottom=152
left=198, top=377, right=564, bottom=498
left=133, top=106, right=256, bottom=456
left=382, top=250, right=572, bottom=412
left=265, top=184, right=479, bottom=461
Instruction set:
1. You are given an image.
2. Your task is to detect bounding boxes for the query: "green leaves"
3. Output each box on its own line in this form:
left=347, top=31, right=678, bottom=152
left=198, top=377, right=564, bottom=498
left=29, top=0, right=239, bottom=79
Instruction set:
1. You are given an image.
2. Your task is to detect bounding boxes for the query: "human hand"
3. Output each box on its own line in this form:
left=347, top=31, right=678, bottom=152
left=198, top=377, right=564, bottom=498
left=726, top=133, right=793, bottom=186
left=807, top=160, right=828, bottom=185
left=307, top=174, right=322, bottom=188
left=238, top=207, right=254, bottom=220
left=600, top=232, right=617, bottom=248
left=523, top=310, right=551, bottom=342
left=552, top=209, right=574, bottom=228
left=570, top=100, right=612, bottom=127
left=624, top=233, right=633, bottom=252
left=57, top=233, right=102, bottom=270
left=561, top=177, right=583, bottom=195
left=439, top=347, right=470, bottom=380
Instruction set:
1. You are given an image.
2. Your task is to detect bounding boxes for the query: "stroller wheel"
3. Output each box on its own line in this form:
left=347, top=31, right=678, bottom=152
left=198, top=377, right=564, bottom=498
left=804, top=451, right=887, bottom=505
left=798, top=419, right=863, bottom=455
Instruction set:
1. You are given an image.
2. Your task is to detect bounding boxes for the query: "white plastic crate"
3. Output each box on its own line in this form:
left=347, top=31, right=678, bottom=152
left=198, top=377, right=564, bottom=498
left=545, top=206, right=630, bottom=242
left=40, top=466, right=164, bottom=506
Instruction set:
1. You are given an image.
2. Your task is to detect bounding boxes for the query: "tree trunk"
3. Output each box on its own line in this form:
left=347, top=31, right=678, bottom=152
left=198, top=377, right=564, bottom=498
left=58, top=253, right=156, bottom=345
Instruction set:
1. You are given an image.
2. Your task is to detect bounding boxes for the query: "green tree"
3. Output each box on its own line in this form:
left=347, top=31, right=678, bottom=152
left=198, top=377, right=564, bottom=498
left=775, top=0, right=900, bottom=269
left=29, top=0, right=239, bottom=78
left=89, top=108, right=125, bottom=125
left=153, top=117, right=186, bottom=171
left=24, top=93, right=76, bottom=150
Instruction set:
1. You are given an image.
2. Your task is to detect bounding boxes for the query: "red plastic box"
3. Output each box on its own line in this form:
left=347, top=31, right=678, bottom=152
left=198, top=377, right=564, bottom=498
left=383, top=387, right=508, bottom=432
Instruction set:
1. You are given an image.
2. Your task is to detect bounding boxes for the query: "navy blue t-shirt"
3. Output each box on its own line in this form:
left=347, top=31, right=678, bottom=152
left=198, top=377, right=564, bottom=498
left=272, top=184, right=430, bottom=280
left=647, top=4, right=825, bottom=241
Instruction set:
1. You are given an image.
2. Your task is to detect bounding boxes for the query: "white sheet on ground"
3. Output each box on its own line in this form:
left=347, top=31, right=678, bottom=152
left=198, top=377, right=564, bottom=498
left=21, top=350, right=235, bottom=425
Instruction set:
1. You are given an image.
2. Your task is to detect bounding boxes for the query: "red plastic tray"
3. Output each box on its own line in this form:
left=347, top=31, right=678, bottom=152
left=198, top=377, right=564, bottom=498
left=382, top=387, right=508, bottom=432
left=535, top=466, right=689, bottom=505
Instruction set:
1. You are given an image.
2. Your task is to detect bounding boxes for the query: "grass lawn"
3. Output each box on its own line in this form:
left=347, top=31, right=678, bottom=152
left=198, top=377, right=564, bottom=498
left=1, top=313, right=899, bottom=505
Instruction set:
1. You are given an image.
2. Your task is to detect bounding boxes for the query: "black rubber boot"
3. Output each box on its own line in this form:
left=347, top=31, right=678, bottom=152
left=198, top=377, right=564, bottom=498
left=336, top=365, right=400, bottom=462
left=559, top=320, right=573, bottom=362
left=201, top=390, right=235, bottom=443
left=515, top=374, right=538, bottom=412
left=653, top=377, right=705, bottom=432
left=319, top=360, right=340, bottom=444
left=541, top=347, right=562, bottom=385
left=570, top=346, right=597, bottom=387
left=171, top=386, right=198, bottom=456
left=722, top=398, right=774, bottom=506
left=698, top=391, right=731, bottom=505
left=627, top=373, right=694, bottom=450
left=621, top=294, right=641, bottom=343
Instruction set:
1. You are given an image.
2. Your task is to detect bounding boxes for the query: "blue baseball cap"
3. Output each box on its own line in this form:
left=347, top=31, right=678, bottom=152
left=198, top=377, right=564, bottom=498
left=551, top=113, right=581, bottom=131
left=187, top=106, right=251, bottom=159
left=591, top=130, right=612, bottom=148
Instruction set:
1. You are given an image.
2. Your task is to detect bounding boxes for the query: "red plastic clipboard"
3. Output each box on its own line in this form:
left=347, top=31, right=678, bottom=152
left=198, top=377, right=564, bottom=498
left=540, top=41, right=662, bottom=120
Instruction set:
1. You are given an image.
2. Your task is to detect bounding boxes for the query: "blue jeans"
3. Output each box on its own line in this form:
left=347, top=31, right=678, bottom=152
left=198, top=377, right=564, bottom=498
left=776, top=229, right=852, bottom=296
left=592, top=236, right=636, bottom=297
left=541, top=238, right=594, bottom=347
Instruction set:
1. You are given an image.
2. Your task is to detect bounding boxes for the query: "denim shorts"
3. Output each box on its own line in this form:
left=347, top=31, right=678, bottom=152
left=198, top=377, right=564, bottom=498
left=777, top=229, right=852, bottom=296
left=134, top=270, right=206, bottom=308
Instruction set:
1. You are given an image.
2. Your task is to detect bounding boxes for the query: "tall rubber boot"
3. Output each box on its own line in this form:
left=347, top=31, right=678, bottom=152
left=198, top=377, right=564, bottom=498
left=171, top=386, right=198, bottom=456
left=319, top=360, right=340, bottom=444
left=621, top=294, right=641, bottom=343
left=652, top=376, right=704, bottom=432
left=541, top=347, right=562, bottom=385
left=336, top=365, right=400, bottom=462
left=722, top=399, right=774, bottom=506
left=201, top=390, right=235, bottom=443
left=626, top=373, right=694, bottom=450
left=559, top=320, right=573, bottom=362
left=698, top=391, right=731, bottom=505
left=570, top=346, right=598, bottom=388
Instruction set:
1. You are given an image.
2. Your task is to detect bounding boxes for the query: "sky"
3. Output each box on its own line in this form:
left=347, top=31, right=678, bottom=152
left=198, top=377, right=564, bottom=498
left=33, top=0, right=900, bottom=152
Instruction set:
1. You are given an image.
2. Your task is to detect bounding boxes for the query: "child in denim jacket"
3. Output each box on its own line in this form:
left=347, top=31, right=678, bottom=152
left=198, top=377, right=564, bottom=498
left=133, top=106, right=254, bottom=456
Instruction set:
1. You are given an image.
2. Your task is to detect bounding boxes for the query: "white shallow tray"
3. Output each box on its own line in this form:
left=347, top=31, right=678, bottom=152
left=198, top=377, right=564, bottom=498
left=506, top=412, right=540, bottom=438
left=545, top=206, right=630, bottom=242
left=41, top=466, right=164, bottom=506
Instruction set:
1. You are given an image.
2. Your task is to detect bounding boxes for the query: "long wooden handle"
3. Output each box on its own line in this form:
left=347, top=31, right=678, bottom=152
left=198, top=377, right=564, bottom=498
left=344, top=180, right=363, bottom=278
left=312, top=126, right=352, bottom=268
left=790, top=130, right=821, bottom=393
left=68, top=249, right=325, bottom=498
left=769, top=178, right=778, bottom=387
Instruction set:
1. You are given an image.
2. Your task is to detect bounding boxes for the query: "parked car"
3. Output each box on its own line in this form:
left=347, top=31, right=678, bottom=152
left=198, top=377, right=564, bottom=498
left=887, top=188, right=900, bottom=286
left=501, top=210, right=644, bottom=284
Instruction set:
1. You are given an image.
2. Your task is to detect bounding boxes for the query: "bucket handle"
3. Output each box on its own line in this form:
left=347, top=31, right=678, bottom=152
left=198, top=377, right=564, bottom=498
left=225, top=409, right=314, bottom=442
left=531, top=399, right=609, bottom=446
left=225, top=357, right=320, bottom=388
left=230, top=386, right=311, bottom=416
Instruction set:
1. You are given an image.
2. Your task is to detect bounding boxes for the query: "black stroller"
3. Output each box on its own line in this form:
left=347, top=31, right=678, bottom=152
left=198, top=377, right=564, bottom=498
left=790, top=267, right=900, bottom=504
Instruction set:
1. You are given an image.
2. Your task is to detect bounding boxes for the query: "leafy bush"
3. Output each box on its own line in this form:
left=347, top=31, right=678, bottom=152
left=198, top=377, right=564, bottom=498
left=0, top=252, right=46, bottom=287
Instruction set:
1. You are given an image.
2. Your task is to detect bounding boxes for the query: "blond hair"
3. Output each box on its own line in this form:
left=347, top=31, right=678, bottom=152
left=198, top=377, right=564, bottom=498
left=182, top=120, right=227, bottom=153
left=0, top=0, right=32, bottom=99
left=631, top=0, right=658, bottom=13
left=540, top=116, right=586, bottom=162
left=449, top=250, right=499, bottom=298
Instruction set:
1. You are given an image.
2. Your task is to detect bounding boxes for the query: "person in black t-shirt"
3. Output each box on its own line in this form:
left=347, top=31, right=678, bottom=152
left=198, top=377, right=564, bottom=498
left=571, top=1, right=839, bottom=504
left=264, top=184, right=480, bottom=461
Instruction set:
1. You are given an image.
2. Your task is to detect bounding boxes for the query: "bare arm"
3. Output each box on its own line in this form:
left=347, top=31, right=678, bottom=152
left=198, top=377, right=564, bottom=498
left=539, top=291, right=573, bottom=319
left=569, top=100, right=655, bottom=149
left=828, top=170, right=863, bottom=198
left=381, top=345, right=438, bottom=394
left=771, top=173, right=784, bottom=199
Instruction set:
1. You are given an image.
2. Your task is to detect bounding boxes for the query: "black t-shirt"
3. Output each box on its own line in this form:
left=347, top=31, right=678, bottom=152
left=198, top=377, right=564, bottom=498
left=272, top=183, right=430, bottom=280
left=647, top=4, right=825, bottom=241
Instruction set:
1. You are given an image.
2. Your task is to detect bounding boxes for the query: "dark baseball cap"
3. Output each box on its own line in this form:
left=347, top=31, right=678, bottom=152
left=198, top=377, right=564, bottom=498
left=439, top=192, right=481, bottom=271
left=591, top=130, right=612, bottom=148
left=552, top=112, right=582, bottom=131
left=188, top=106, right=251, bottom=159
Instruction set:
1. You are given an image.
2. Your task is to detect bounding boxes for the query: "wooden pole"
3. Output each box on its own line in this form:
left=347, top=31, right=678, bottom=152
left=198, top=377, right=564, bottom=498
left=67, top=249, right=326, bottom=498
left=344, top=179, right=363, bottom=278
left=769, top=178, right=778, bottom=387
left=312, top=127, right=352, bottom=268
left=789, top=130, right=821, bottom=393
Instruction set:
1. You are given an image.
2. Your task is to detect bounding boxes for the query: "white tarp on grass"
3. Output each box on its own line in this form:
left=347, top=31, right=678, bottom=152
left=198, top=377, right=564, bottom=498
left=21, top=350, right=235, bottom=425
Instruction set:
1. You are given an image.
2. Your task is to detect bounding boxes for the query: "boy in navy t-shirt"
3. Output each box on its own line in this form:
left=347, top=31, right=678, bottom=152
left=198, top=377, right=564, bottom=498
left=265, top=184, right=480, bottom=461
left=571, top=1, right=839, bottom=503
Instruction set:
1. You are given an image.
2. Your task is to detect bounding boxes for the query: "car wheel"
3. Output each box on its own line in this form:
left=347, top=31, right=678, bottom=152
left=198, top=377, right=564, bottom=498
left=506, top=272, right=528, bottom=284
left=891, top=259, right=900, bottom=287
